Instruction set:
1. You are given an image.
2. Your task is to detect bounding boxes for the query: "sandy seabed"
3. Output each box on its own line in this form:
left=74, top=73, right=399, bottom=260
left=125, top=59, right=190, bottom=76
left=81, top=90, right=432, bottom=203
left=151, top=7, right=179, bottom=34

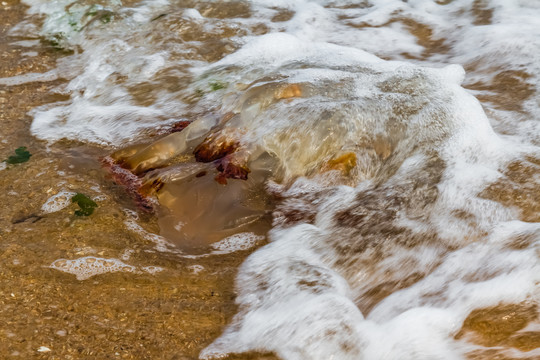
left=0, top=1, right=276, bottom=359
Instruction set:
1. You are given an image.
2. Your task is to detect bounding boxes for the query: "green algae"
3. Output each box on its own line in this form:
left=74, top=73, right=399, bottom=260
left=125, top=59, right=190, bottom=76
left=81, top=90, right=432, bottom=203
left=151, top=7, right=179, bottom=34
left=72, top=193, right=97, bottom=216
left=6, top=147, right=32, bottom=164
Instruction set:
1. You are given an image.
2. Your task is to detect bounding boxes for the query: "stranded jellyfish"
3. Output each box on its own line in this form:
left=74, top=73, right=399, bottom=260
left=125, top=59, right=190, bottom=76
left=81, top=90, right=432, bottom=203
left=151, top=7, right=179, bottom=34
left=103, top=83, right=327, bottom=248
left=103, top=73, right=407, bottom=249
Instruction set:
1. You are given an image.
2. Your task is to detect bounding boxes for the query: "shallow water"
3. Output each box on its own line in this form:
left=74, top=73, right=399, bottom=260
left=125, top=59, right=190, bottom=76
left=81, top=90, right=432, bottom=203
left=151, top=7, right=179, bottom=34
left=1, top=0, right=539, bottom=359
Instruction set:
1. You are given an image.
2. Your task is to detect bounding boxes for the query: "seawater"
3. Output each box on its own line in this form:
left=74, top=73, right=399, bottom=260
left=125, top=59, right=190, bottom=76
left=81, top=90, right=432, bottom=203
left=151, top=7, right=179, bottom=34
left=4, top=0, right=540, bottom=359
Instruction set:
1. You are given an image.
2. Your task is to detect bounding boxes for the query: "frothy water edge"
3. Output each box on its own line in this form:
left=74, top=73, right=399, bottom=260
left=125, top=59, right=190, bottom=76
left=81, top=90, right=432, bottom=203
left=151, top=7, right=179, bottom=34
left=8, top=0, right=540, bottom=359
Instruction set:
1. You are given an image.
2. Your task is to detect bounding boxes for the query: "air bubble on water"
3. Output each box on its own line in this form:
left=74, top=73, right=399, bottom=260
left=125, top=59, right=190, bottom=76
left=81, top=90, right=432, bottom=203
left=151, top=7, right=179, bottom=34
left=53, top=259, right=68, bottom=269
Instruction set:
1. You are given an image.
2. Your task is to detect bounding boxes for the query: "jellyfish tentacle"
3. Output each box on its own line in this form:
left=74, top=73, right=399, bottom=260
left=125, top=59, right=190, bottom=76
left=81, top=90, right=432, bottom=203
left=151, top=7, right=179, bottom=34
left=139, top=162, right=213, bottom=195
left=111, top=114, right=221, bottom=174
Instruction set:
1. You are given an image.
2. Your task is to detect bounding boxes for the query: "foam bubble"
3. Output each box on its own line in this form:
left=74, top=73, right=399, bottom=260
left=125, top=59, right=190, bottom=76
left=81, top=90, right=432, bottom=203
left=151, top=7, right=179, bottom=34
left=210, top=233, right=264, bottom=254
left=141, top=266, right=164, bottom=275
left=49, top=256, right=167, bottom=280
left=49, top=257, right=138, bottom=280
left=120, top=249, right=135, bottom=261
left=41, top=190, right=76, bottom=214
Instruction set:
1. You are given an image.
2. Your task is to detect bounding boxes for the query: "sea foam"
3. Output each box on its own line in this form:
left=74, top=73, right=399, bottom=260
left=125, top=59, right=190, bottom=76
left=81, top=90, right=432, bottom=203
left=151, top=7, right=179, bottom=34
left=11, top=0, right=540, bottom=358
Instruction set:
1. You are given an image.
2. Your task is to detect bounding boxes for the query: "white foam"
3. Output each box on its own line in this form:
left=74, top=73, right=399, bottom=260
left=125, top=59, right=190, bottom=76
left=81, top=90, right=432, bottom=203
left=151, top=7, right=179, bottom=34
left=178, top=233, right=266, bottom=260
left=211, top=32, right=382, bottom=72
left=123, top=209, right=180, bottom=253
left=49, top=256, right=138, bottom=280
left=11, top=0, right=540, bottom=358
left=49, top=255, right=168, bottom=280
left=183, top=8, right=203, bottom=20
left=120, top=248, right=135, bottom=261
left=18, top=0, right=540, bottom=146
left=11, top=39, right=40, bottom=47
left=199, top=12, right=540, bottom=357
left=30, top=96, right=174, bottom=145
left=41, top=190, right=76, bottom=214
left=210, top=232, right=264, bottom=254
left=0, top=70, right=58, bottom=86
left=22, top=51, right=39, bottom=57
left=141, top=266, right=164, bottom=275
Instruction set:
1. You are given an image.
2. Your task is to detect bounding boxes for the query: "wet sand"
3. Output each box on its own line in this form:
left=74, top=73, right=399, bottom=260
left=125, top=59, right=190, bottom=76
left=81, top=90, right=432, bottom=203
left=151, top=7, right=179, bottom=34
left=0, top=1, right=276, bottom=359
